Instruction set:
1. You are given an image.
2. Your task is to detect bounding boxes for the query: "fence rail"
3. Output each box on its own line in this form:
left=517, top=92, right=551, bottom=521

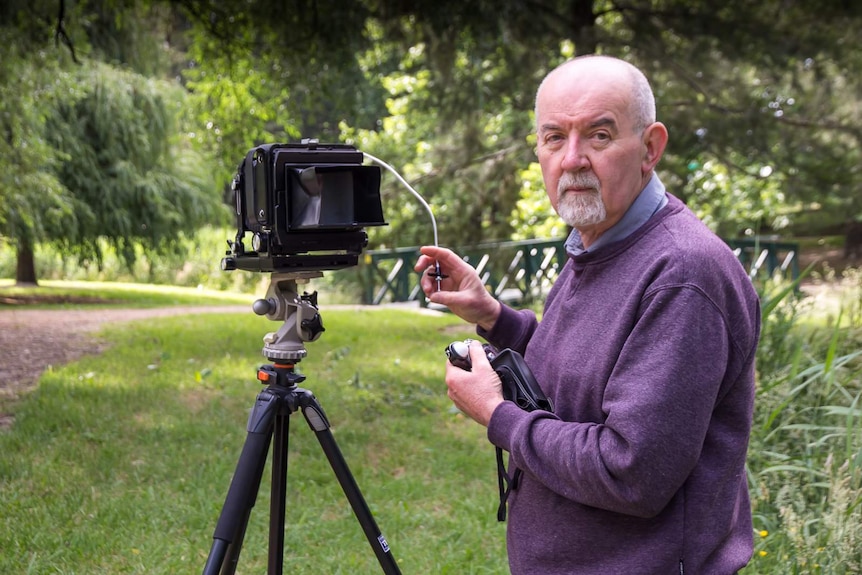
left=724, top=238, right=801, bottom=281
left=361, top=237, right=800, bottom=306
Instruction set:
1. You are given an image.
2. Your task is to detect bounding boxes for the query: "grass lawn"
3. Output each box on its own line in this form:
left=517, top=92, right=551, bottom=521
left=0, top=304, right=509, bottom=574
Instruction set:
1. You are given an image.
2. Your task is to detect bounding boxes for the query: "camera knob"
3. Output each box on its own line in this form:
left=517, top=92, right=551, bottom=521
left=221, top=257, right=237, bottom=271
left=445, top=340, right=472, bottom=370
left=300, top=313, right=326, bottom=341
left=253, top=298, right=275, bottom=316
left=252, top=232, right=268, bottom=253
left=450, top=341, right=469, bottom=359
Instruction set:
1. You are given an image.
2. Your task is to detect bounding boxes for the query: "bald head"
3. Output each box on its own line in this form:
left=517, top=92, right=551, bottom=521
left=535, top=56, right=656, bottom=134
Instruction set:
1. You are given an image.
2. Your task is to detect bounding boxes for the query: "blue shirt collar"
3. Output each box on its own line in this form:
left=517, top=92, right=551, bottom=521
left=565, top=173, right=668, bottom=256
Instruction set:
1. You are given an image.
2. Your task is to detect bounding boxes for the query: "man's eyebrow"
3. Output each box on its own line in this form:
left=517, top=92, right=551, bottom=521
left=588, top=117, right=617, bottom=130
left=538, top=117, right=618, bottom=133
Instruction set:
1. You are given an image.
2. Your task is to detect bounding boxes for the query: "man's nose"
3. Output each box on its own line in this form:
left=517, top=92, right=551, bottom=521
left=560, top=138, right=590, bottom=172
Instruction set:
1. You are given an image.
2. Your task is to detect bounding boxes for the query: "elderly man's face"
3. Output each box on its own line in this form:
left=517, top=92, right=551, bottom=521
left=536, top=62, right=661, bottom=246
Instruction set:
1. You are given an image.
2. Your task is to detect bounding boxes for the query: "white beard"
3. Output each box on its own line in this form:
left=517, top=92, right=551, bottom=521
left=556, top=172, right=606, bottom=228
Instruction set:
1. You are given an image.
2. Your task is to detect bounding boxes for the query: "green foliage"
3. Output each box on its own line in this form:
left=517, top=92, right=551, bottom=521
left=179, top=0, right=387, bottom=185
left=0, top=279, right=253, bottom=308
left=0, top=31, right=75, bottom=245
left=643, top=17, right=862, bottom=235
left=0, top=2, right=226, bottom=283
left=0, top=226, right=263, bottom=294
left=342, top=24, right=541, bottom=249
left=744, top=275, right=862, bottom=573
left=78, top=1, right=177, bottom=76
left=684, top=159, right=790, bottom=236
left=40, top=61, right=226, bottom=269
left=181, top=44, right=301, bottom=187
left=511, top=161, right=569, bottom=241
left=3, top=0, right=862, bottom=280
left=337, top=1, right=862, bottom=248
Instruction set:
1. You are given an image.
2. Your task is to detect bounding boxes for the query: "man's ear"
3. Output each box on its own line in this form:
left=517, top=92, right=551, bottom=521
left=641, top=122, right=669, bottom=173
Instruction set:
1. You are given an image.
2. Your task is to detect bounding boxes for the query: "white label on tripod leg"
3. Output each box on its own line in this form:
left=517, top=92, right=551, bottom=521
left=304, top=406, right=328, bottom=431
left=377, top=535, right=390, bottom=553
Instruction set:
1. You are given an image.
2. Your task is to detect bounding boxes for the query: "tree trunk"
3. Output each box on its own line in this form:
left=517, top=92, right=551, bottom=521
left=570, top=0, right=599, bottom=55
left=845, top=221, right=862, bottom=260
left=15, top=238, right=39, bottom=286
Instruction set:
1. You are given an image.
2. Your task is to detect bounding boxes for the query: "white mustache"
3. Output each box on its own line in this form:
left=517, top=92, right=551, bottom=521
left=558, top=172, right=600, bottom=193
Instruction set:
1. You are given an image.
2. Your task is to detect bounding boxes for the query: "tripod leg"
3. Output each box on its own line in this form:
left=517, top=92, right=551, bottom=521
left=297, top=390, right=402, bottom=575
left=203, top=389, right=280, bottom=575
left=268, top=409, right=290, bottom=574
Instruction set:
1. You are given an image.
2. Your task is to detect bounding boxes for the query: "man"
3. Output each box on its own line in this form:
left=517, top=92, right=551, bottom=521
left=414, top=55, right=761, bottom=574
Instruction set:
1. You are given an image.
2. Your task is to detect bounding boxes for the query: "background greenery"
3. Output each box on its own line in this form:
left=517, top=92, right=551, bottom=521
left=1, top=1, right=861, bottom=572
left=1, top=1, right=861, bottom=286
left=0, top=278, right=253, bottom=308
left=746, top=271, right=862, bottom=572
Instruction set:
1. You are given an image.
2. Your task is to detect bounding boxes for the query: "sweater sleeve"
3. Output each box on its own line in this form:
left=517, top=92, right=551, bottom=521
left=476, top=303, right=538, bottom=354
left=487, top=285, right=740, bottom=518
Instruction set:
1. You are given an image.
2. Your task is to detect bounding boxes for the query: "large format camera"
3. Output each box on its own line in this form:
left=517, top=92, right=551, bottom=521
left=221, top=139, right=387, bottom=273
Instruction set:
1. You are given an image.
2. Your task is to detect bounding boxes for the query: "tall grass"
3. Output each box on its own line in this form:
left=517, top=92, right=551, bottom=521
left=744, top=269, right=862, bottom=573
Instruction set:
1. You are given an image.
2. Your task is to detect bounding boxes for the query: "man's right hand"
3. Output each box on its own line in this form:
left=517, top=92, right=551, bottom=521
left=414, top=245, right=501, bottom=331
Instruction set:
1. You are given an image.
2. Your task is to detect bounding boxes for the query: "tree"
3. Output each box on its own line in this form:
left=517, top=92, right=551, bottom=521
left=40, top=62, right=223, bottom=277
left=0, top=27, right=77, bottom=285
left=356, top=0, right=862, bottom=243
left=8, top=0, right=862, bottom=264
left=619, top=1, right=862, bottom=239
left=0, top=1, right=225, bottom=285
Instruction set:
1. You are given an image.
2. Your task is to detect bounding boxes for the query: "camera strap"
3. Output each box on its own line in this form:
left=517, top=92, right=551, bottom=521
left=495, top=447, right=522, bottom=522
left=488, top=349, right=552, bottom=522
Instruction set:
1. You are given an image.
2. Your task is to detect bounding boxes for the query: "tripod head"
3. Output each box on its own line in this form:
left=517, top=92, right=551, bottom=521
left=252, top=271, right=326, bottom=362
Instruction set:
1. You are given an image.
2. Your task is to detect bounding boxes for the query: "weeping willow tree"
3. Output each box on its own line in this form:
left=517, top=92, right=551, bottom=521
left=6, top=61, right=223, bottom=285
left=0, top=36, right=73, bottom=286
left=0, top=0, right=225, bottom=285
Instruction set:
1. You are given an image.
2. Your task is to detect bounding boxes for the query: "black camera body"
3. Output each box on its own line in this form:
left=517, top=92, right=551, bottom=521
left=445, top=340, right=554, bottom=413
left=221, top=140, right=387, bottom=273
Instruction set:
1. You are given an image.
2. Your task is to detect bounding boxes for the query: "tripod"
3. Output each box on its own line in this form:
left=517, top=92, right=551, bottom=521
left=202, top=272, right=402, bottom=575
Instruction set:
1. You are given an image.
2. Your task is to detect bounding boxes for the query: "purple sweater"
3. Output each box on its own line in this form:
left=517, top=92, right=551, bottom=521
left=482, top=194, right=760, bottom=574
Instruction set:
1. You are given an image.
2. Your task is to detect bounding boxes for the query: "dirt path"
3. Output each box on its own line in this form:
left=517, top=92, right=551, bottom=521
left=0, top=306, right=248, bottom=428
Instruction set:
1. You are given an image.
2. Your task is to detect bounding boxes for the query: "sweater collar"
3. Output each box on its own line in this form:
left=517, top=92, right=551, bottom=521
left=565, top=173, right=668, bottom=256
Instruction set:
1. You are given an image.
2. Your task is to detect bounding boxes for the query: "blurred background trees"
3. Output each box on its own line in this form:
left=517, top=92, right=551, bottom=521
left=1, top=1, right=222, bottom=284
left=1, top=0, right=860, bottom=285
